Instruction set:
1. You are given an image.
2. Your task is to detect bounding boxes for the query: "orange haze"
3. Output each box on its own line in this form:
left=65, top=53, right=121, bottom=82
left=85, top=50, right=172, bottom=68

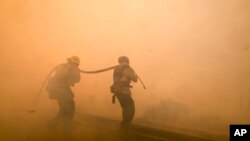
left=0, top=0, right=250, bottom=140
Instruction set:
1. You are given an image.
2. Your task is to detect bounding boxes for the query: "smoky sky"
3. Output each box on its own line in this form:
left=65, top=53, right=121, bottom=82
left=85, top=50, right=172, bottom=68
left=0, top=0, right=250, bottom=136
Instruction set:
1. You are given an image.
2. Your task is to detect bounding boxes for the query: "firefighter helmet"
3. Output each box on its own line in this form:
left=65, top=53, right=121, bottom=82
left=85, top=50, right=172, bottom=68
left=67, top=56, right=80, bottom=65
left=118, top=56, right=129, bottom=64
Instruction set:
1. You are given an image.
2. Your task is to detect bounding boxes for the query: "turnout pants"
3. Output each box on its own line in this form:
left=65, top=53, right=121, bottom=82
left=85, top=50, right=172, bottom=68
left=116, top=92, right=135, bottom=124
left=49, top=97, right=75, bottom=130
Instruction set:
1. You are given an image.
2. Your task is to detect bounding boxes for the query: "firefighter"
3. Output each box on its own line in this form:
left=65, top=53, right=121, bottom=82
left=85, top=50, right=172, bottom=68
left=111, top=56, right=138, bottom=126
left=46, top=56, right=81, bottom=132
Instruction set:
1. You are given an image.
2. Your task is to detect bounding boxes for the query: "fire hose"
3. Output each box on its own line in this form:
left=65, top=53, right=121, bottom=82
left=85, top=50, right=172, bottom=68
left=27, top=64, right=146, bottom=113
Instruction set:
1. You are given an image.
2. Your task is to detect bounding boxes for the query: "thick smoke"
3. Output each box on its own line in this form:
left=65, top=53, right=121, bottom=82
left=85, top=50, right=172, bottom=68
left=0, top=0, right=250, bottom=140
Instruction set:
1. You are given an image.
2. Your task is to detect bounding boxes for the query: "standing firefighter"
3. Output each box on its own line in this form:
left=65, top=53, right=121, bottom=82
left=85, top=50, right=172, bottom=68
left=46, top=56, right=81, bottom=132
left=111, top=56, right=138, bottom=126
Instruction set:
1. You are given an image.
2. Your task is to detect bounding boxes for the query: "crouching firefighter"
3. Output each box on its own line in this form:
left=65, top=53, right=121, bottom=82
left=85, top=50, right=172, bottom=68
left=45, top=56, right=81, bottom=132
left=110, top=56, right=138, bottom=127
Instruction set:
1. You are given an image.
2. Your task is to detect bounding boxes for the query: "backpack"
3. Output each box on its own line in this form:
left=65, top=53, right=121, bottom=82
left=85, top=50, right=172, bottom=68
left=54, top=64, right=71, bottom=81
left=45, top=64, right=70, bottom=99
